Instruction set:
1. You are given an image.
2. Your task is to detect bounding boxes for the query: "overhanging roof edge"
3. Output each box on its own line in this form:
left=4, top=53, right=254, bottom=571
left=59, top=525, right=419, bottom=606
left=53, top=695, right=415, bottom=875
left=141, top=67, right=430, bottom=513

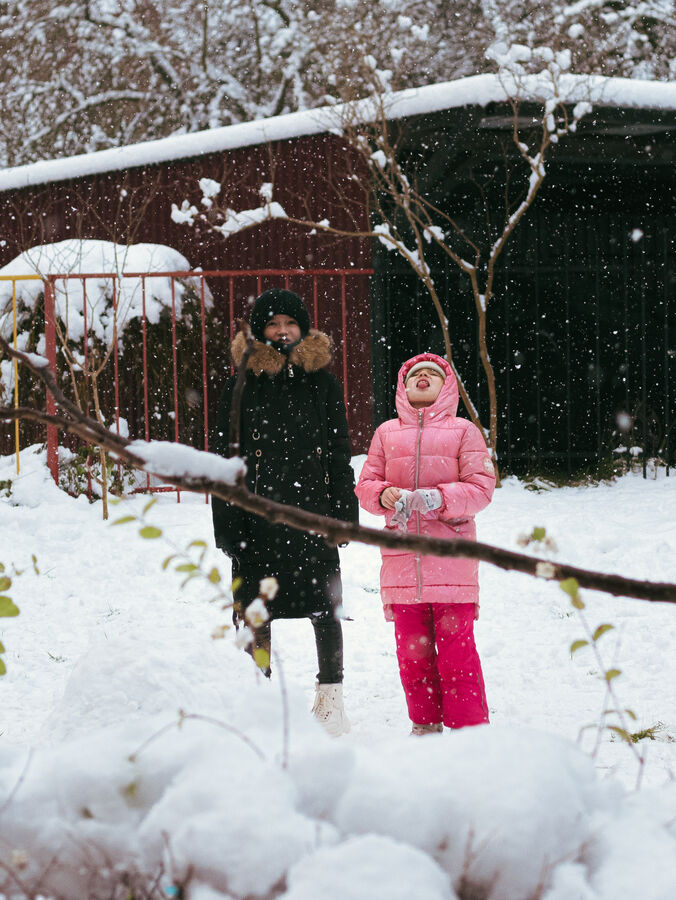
left=1, top=73, right=675, bottom=194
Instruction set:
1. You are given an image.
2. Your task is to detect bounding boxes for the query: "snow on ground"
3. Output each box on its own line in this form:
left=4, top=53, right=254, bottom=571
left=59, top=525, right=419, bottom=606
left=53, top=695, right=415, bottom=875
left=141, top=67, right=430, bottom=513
left=1, top=445, right=675, bottom=898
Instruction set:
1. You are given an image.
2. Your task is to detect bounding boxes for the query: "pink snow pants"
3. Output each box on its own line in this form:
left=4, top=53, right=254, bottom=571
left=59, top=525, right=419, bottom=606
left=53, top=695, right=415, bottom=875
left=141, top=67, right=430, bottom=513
left=391, top=602, right=489, bottom=729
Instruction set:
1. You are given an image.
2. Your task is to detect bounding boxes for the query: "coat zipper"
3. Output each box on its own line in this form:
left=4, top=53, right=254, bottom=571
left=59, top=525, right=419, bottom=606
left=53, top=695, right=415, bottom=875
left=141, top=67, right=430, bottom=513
left=252, top=428, right=261, bottom=494
left=414, top=409, right=423, bottom=601
left=251, top=364, right=293, bottom=494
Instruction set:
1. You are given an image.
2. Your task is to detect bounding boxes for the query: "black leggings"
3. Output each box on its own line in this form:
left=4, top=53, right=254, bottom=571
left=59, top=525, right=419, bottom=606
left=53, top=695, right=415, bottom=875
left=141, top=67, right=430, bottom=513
left=252, top=614, right=344, bottom=683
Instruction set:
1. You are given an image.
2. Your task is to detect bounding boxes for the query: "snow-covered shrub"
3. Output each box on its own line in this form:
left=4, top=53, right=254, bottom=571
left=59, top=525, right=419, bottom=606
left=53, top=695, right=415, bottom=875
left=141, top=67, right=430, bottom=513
left=0, top=709, right=674, bottom=899
left=57, top=444, right=143, bottom=500
left=0, top=240, right=225, bottom=468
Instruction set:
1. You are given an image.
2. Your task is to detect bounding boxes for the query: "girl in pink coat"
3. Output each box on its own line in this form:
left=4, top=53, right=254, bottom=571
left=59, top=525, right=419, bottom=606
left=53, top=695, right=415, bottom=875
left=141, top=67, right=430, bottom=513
left=355, top=353, right=496, bottom=735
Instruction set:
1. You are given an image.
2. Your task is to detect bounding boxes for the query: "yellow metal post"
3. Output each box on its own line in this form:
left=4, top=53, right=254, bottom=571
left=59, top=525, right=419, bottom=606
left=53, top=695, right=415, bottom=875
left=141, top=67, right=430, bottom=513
left=12, top=280, right=19, bottom=474
left=0, top=275, right=42, bottom=473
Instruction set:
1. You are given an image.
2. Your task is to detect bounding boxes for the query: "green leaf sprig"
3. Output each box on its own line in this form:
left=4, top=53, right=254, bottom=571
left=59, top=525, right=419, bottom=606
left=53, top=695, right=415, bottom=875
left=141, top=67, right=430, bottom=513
left=562, top=576, right=646, bottom=779
left=112, top=498, right=233, bottom=629
left=0, top=555, right=39, bottom=675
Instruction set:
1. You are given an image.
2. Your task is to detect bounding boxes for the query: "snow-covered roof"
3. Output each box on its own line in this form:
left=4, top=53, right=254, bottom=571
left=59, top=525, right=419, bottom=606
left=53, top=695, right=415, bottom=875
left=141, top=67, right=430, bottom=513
left=1, top=73, right=675, bottom=194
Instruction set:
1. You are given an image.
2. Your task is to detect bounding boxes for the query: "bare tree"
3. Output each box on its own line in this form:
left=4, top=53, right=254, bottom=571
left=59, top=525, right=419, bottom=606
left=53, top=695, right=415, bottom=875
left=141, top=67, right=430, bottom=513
left=0, top=0, right=487, bottom=168
left=334, top=52, right=593, bottom=468
left=4, top=0, right=671, bottom=169
left=172, top=49, right=593, bottom=476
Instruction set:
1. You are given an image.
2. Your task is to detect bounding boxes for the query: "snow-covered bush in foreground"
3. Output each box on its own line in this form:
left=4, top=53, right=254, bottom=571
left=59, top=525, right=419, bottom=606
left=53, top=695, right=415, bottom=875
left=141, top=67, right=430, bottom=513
left=1, top=685, right=675, bottom=900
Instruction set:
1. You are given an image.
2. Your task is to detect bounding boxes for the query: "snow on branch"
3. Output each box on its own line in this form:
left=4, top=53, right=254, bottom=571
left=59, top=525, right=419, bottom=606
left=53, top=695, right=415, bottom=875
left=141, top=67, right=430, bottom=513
left=372, top=223, right=431, bottom=280
left=485, top=39, right=593, bottom=141
left=170, top=200, right=199, bottom=225
left=171, top=182, right=289, bottom=238
left=128, top=440, right=246, bottom=486
left=215, top=201, right=288, bottom=239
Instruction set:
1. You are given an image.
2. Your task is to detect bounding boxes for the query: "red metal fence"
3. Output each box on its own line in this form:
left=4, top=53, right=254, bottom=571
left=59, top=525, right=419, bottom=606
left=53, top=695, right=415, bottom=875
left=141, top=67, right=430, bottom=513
left=7, top=268, right=373, bottom=493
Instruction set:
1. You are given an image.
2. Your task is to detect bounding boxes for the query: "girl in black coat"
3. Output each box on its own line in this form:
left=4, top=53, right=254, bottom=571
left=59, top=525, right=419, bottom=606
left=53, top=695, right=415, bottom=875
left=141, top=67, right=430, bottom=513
left=212, top=289, right=358, bottom=735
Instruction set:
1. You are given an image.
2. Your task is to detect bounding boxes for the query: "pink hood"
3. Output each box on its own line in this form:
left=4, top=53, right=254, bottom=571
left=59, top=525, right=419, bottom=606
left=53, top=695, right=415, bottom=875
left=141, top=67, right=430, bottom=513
left=396, top=353, right=458, bottom=424
left=355, top=352, right=495, bottom=616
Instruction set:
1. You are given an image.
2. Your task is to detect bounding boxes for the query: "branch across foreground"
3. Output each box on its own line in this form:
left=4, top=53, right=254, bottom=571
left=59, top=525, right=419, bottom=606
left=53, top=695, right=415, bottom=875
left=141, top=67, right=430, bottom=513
left=2, top=335, right=675, bottom=605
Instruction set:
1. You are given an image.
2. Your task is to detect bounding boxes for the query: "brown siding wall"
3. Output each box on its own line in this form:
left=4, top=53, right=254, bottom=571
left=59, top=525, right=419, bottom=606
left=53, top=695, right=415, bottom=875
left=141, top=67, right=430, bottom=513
left=0, top=133, right=374, bottom=453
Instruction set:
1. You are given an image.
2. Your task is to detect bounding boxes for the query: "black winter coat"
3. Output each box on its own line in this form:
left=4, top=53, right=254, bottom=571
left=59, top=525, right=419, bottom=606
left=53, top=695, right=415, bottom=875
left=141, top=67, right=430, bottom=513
left=211, top=329, right=358, bottom=618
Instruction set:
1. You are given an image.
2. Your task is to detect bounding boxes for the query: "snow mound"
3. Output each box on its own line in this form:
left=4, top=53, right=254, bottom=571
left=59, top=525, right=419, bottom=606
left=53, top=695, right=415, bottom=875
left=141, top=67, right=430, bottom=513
left=0, top=238, right=210, bottom=347
left=281, top=833, right=455, bottom=900
left=1, top=707, right=674, bottom=899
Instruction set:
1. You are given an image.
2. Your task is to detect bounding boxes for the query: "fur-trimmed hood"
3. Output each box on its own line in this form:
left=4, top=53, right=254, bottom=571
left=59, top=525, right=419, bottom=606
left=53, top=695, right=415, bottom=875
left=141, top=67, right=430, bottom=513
left=231, top=329, right=333, bottom=376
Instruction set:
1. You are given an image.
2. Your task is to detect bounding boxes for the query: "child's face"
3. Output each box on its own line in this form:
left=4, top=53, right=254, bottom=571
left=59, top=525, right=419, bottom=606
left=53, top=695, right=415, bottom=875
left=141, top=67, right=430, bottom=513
left=264, top=314, right=301, bottom=345
left=405, top=367, right=445, bottom=408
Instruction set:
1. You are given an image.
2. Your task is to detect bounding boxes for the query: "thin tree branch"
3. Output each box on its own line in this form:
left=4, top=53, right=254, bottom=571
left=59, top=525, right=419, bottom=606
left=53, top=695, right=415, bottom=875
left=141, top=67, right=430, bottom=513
left=22, top=90, right=146, bottom=153
left=2, top=337, right=675, bottom=605
left=228, top=319, right=254, bottom=459
left=0, top=748, right=33, bottom=816
left=0, top=858, right=32, bottom=899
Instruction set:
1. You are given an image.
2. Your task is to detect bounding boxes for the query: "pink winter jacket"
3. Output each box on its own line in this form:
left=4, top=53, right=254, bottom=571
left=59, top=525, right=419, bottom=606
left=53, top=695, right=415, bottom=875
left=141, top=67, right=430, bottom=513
left=355, top=353, right=496, bottom=619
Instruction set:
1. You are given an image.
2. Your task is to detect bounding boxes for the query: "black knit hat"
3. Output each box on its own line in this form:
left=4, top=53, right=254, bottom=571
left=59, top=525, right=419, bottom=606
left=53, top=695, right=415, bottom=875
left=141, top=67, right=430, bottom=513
left=249, top=289, right=311, bottom=340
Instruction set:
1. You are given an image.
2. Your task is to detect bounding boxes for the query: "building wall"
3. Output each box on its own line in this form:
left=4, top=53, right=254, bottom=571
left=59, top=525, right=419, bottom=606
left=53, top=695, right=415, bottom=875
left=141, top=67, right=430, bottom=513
left=371, top=158, right=676, bottom=473
left=0, top=133, right=375, bottom=454
left=5, top=106, right=674, bottom=472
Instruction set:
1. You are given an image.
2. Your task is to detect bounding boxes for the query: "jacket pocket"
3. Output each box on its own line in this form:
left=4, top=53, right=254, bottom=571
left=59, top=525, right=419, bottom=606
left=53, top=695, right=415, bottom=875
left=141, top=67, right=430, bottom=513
left=381, top=521, right=410, bottom=556
left=439, top=516, right=476, bottom=539
left=441, top=516, right=470, bottom=527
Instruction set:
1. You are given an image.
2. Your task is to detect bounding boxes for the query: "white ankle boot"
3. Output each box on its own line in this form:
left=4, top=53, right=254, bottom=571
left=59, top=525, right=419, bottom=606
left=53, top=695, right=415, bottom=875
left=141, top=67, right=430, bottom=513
left=311, top=683, right=351, bottom=737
